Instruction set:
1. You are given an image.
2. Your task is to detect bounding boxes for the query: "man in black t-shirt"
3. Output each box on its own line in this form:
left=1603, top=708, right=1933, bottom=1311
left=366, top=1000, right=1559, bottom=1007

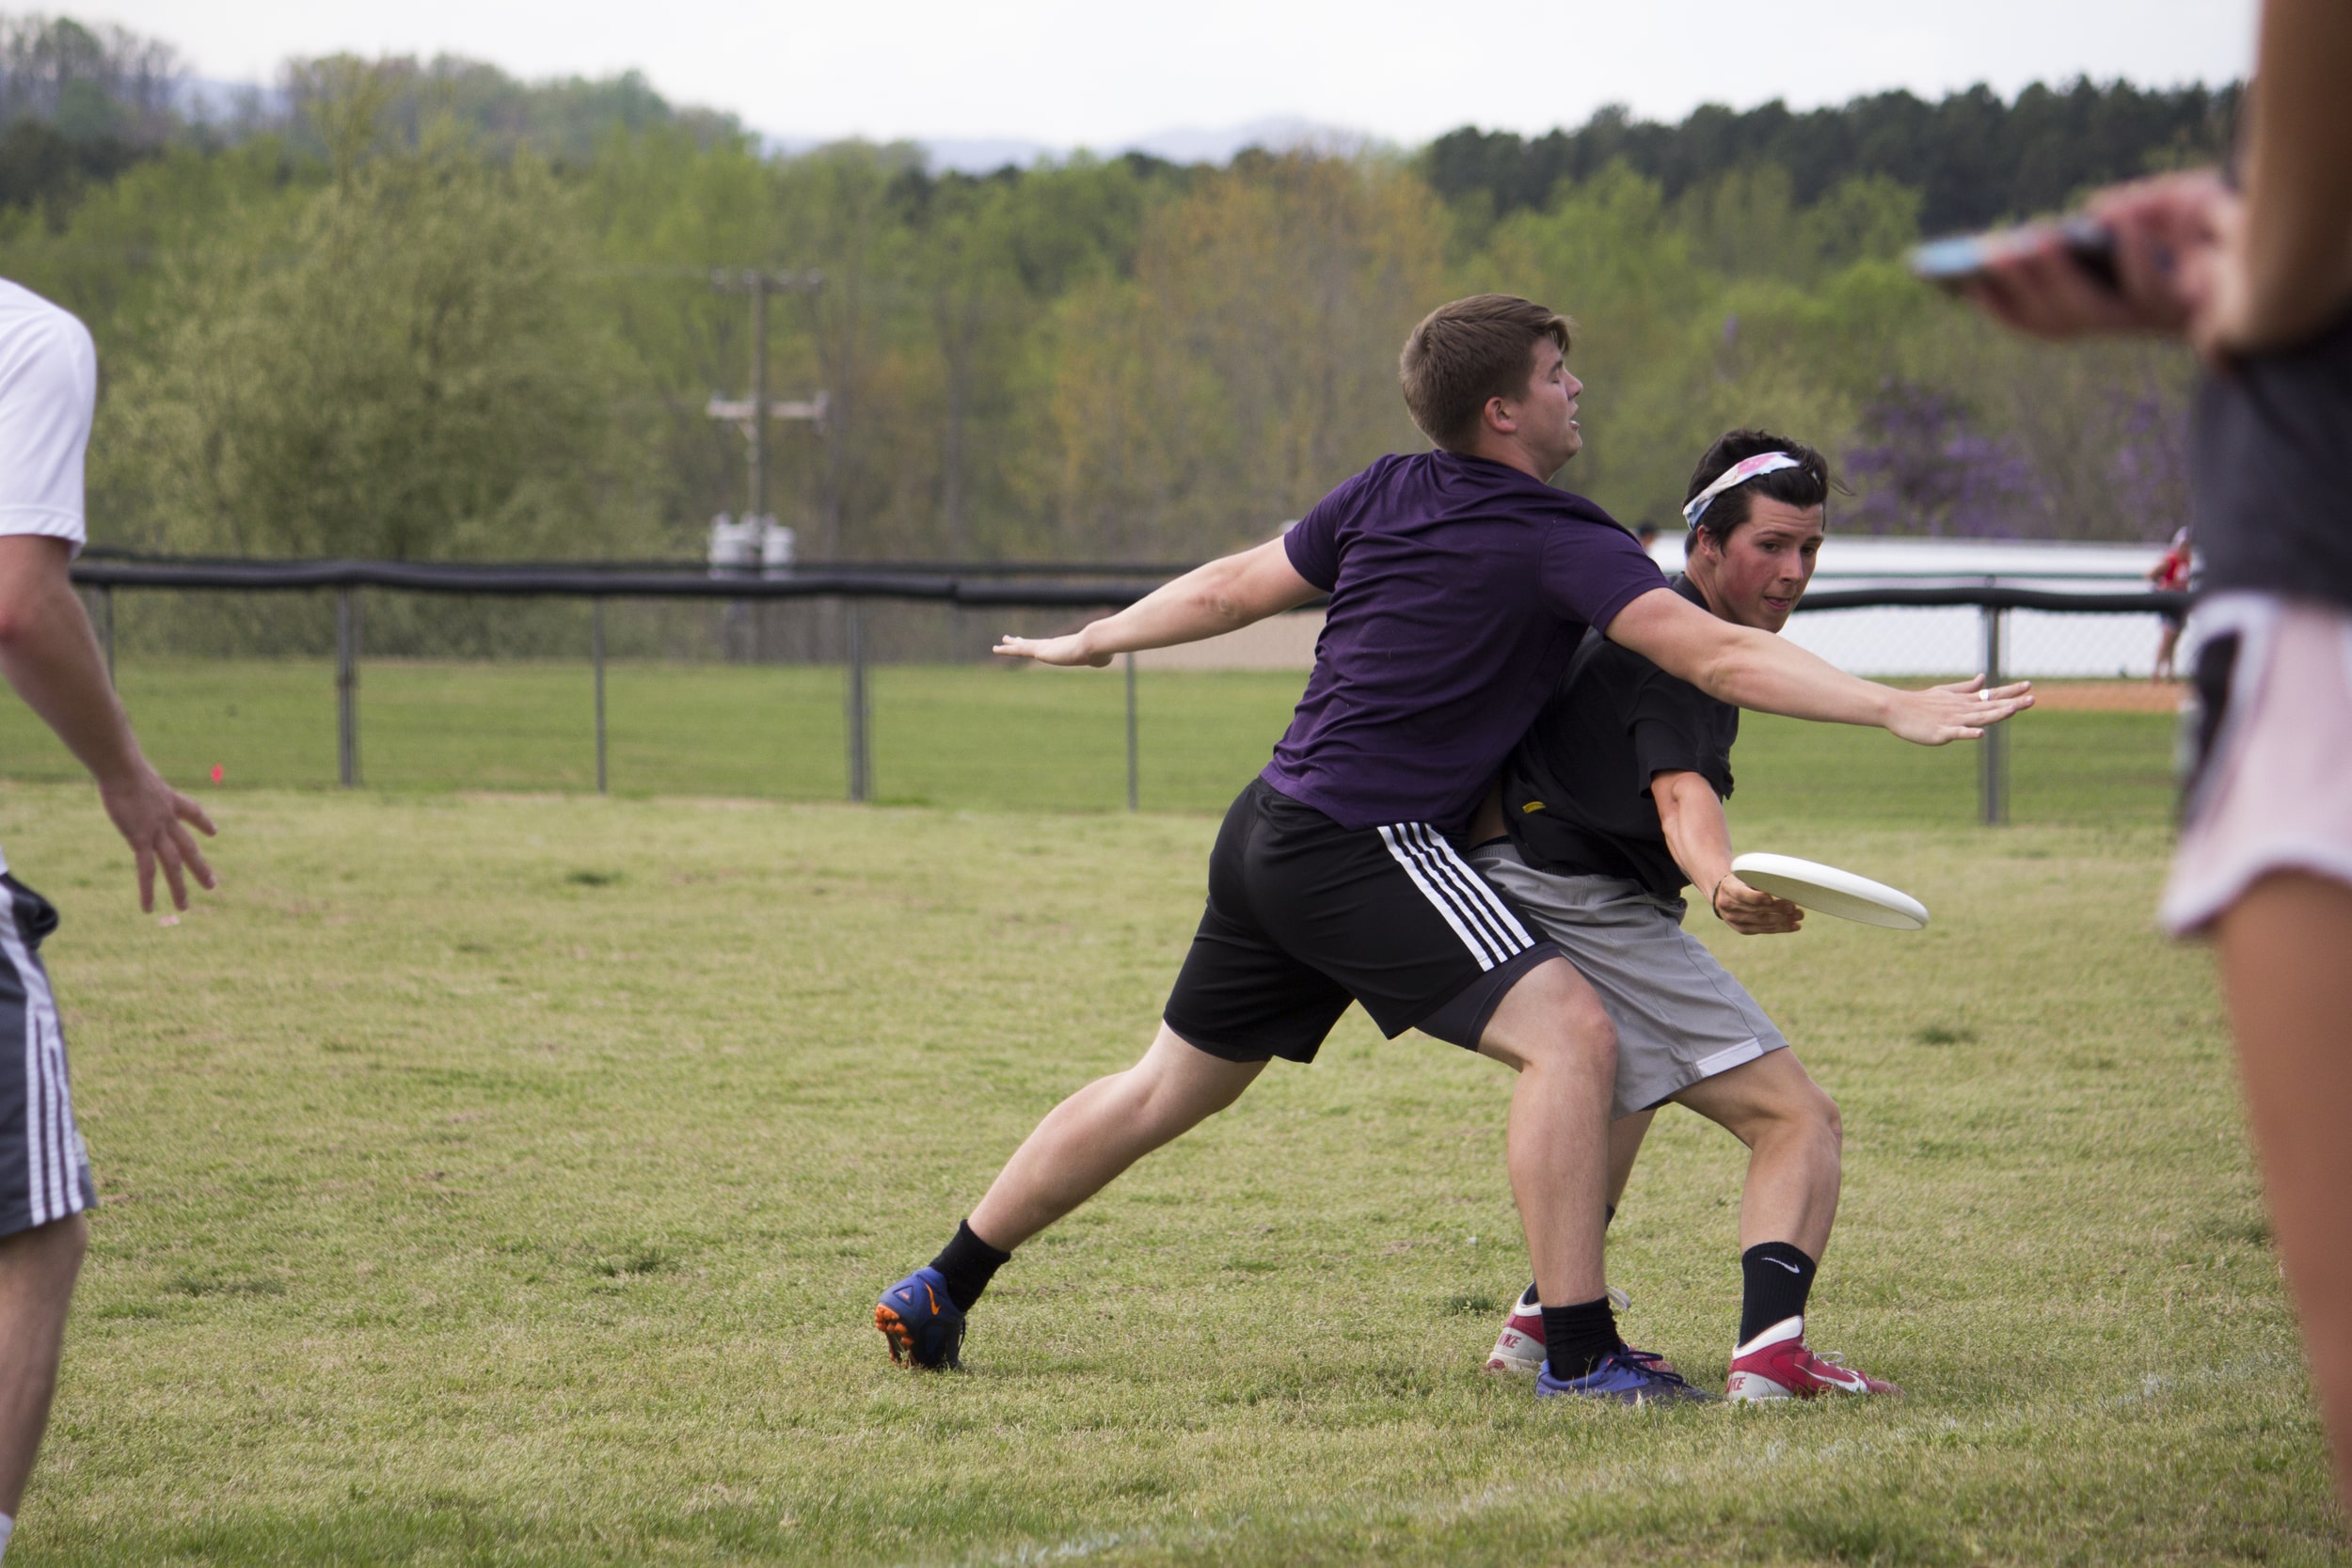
left=1470, top=430, right=1956, bottom=1402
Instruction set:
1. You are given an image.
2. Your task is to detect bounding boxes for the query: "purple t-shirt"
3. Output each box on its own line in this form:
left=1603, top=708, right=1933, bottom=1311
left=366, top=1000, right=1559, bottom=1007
left=1260, top=450, right=1666, bottom=832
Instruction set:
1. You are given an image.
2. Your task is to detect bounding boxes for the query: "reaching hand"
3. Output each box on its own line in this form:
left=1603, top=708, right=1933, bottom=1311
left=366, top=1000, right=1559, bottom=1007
left=993, top=631, right=1111, bottom=668
left=1711, top=874, right=1804, bottom=935
left=97, top=765, right=217, bottom=913
left=1885, top=675, right=2035, bottom=746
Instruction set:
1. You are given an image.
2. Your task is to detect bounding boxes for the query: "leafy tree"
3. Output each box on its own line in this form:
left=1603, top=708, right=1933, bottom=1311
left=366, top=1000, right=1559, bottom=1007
left=1425, top=79, right=2239, bottom=237
left=100, top=126, right=644, bottom=562
left=1030, top=152, right=1444, bottom=555
left=0, top=14, right=179, bottom=143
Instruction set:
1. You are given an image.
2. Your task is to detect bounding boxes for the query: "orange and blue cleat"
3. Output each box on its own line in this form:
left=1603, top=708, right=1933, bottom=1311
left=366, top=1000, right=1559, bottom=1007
left=876, top=1266, right=966, bottom=1370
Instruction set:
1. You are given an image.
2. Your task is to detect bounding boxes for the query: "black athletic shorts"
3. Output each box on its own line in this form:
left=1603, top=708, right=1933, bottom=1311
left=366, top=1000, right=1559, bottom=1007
left=0, top=874, right=93, bottom=1240
left=1162, top=779, right=1563, bottom=1064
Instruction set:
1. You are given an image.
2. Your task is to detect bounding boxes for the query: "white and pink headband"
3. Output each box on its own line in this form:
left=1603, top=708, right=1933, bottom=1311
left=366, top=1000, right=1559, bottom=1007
left=1682, top=451, right=1802, bottom=529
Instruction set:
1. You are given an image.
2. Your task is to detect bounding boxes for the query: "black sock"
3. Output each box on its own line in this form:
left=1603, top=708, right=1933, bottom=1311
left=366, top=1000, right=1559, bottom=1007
left=1737, top=1241, right=1817, bottom=1347
left=1539, top=1296, right=1619, bottom=1380
left=1518, top=1206, right=1617, bottom=1311
left=929, top=1219, right=1011, bottom=1313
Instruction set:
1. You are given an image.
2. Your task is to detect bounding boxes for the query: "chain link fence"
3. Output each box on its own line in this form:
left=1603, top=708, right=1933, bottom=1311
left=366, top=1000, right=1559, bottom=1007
left=5, top=559, right=2191, bottom=826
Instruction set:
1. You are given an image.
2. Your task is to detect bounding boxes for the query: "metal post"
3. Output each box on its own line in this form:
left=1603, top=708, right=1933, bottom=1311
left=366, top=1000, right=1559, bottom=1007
left=592, top=599, right=608, bottom=795
left=98, top=585, right=114, bottom=687
left=845, top=599, right=870, bottom=802
left=335, top=587, right=361, bottom=788
left=1124, top=651, right=1138, bottom=812
left=748, top=275, right=768, bottom=522
left=1979, top=601, right=2008, bottom=827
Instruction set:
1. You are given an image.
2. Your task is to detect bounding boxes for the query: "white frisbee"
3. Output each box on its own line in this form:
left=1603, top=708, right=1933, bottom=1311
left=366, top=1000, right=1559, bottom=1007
left=1728, top=852, right=1930, bottom=930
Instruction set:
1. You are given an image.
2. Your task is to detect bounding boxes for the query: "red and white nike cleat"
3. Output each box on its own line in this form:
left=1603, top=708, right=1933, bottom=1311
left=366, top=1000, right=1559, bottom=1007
left=1724, top=1317, right=1902, bottom=1402
left=1484, top=1285, right=1635, bottom=1375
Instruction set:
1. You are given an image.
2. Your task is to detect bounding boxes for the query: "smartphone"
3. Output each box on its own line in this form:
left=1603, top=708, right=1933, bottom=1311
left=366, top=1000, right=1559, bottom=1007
left=1908, top=215, right=2121, bottom=293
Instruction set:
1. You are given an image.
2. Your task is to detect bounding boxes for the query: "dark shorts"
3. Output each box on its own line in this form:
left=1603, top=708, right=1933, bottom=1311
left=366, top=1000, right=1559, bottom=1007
left=0, top=873, right=92, bottom=1240
left=1162, top=780, right=1562, bottom=1064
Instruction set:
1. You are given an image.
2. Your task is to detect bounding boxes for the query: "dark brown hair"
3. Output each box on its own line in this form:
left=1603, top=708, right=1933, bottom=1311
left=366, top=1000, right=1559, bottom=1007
left=1399, top=294, right=1575, bottom=451
left=1682, top=429, right=1836, bottom=552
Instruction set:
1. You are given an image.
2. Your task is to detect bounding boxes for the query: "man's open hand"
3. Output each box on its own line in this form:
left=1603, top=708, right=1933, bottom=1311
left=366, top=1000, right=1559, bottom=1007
left=97, top=765, right=216, bottom=912
left=1885, top=675, right=2034, bottom=746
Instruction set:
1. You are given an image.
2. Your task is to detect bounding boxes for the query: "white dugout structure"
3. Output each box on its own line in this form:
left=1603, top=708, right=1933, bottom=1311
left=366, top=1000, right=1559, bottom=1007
left=1756, top=538, right=2177, bottom=680
left=1151, top=538, right=2181, bottom=679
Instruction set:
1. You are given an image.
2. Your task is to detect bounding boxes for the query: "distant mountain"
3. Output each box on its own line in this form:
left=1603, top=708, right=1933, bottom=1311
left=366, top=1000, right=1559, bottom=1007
left=764, top=117, right=1370, bottom=173
left=171, top=76, right=285, bottom=124
left=1115, top=116, right=1374, bottom=166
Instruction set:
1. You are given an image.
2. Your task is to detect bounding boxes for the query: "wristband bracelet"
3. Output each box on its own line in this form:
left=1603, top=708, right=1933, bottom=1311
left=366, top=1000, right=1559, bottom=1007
left=1709, top=874, right=1732, bottom=921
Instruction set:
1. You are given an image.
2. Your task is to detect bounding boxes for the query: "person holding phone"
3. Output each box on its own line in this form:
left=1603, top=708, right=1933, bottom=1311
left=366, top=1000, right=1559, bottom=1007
left=1963, top=0, right=2352, bottom=1516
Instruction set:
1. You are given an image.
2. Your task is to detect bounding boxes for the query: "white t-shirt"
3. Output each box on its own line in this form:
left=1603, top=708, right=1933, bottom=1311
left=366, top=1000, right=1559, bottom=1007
left=0, top=278, right=97, bottom=877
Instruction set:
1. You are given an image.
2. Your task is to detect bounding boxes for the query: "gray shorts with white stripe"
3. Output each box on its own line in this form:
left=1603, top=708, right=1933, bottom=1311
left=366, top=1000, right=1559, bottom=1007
left=1470, top=844, right=1790, bottom=1120
left=0, top=874, right=94, bottom=1239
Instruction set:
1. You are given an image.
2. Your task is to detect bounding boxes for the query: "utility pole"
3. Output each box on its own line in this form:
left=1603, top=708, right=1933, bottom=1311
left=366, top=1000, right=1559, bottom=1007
left=706, top=268, right=825, bottom=525
left=706, top=268, right=824, bottom=661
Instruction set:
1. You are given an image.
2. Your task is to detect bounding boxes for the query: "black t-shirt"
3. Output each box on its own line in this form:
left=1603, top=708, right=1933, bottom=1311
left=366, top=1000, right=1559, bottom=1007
left=2190, top=306, right=2352, bottom=612
left=1501, top=575, right=1738, bottom=899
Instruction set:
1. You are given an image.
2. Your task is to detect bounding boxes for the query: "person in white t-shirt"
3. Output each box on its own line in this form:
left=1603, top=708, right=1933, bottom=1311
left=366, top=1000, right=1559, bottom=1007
left=0, top=278, right=215, bottom=1564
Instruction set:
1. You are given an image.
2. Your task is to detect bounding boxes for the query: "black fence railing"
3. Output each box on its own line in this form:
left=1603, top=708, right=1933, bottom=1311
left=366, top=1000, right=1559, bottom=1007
left=65, top=556, right=2192, bottom=823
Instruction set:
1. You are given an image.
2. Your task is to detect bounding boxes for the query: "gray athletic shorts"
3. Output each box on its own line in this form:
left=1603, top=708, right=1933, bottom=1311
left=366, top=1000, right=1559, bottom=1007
left=1469, top=843, right=1788, bottom=1119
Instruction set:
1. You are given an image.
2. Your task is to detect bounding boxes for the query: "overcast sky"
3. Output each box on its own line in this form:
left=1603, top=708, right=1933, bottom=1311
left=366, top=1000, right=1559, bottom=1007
left=110, top=0, right=2258, bottom=150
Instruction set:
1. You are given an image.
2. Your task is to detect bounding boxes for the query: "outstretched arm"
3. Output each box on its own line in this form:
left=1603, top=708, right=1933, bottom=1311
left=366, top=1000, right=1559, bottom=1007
left=1651, top=769, right=1801, bottom=935
left=994, top=537, right=1319, bottom=667
left=0, top=536, right=215, bottom=911
left=1605, top=585, right=2032, bottom=745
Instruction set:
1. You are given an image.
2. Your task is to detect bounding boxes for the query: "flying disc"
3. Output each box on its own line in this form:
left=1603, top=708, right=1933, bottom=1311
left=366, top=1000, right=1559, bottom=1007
left=1729, top=852, right=1930, bottom=930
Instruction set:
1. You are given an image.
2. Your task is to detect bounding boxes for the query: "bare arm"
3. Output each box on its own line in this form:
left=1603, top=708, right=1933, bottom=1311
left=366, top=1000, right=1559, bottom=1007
left=1605, top=585, right=2032, bottom=745
left=0, top=536, right=215, bottom=910
left=2225, top=0, right=2352, bottom=347
left=1650, top=769, right=1800, bottom=935
left=993, top=537, right=1319, bottom=668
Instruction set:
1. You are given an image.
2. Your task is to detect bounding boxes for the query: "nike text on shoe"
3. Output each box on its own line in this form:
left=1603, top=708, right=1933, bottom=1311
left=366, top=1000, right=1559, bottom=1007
left=1485, top=1285, right=1633, bottom=1375
left=1534, top=1351, right=1716, bottom=1405
left=876, top=1266, right=966, bottom=1370
left=1724, top=1316, right=1902, bottom=1402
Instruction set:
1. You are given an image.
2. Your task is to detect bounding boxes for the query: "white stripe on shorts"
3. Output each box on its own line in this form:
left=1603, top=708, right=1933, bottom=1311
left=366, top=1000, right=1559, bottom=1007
left=0, top=896, right=81, bottom=1226
left=1377, top=822, right=1535, bottom=972
left=1403, top=824, right=1536, bottom=954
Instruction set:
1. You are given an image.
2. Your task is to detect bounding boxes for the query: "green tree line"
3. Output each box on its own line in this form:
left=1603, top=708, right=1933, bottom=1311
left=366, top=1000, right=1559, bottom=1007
left=0, top=32, right=2212, bottom=578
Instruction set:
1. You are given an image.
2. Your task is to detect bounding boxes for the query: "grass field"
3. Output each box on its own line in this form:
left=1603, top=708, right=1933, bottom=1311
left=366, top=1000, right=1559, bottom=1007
left=0, top=677, right=2337, bottom=1565
left=0, top=659, right=2181, bottom=829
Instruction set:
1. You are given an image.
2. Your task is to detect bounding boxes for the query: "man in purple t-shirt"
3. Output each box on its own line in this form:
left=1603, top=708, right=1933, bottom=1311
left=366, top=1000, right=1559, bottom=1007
left=875, top=294, right=2028, bottom=1400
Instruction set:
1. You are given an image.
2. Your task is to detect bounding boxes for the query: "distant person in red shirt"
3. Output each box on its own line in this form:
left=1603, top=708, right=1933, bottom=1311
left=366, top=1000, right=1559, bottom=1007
left=2147, top=526, right=2194, bottom=680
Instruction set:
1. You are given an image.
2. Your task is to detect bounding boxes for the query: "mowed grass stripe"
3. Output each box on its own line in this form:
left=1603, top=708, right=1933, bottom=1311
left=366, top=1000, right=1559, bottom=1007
left=0, top=765, right=2329, bottom=1565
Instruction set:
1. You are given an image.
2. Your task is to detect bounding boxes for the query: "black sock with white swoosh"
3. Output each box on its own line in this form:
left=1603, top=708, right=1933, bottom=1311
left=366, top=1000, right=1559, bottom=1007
left=1737, top=1241, right=1816, bottom=1346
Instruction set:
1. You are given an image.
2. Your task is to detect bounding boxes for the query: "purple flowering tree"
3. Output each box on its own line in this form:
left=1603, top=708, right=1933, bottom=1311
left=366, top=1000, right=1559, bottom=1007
left=2106, top=391, right=2192, bottom=543
left=1845, top=380, right=2045, bottom=537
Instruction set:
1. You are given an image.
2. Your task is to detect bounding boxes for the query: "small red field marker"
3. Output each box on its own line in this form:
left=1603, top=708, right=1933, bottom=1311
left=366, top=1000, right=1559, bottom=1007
left=210, top=764, right=224, bottom=784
